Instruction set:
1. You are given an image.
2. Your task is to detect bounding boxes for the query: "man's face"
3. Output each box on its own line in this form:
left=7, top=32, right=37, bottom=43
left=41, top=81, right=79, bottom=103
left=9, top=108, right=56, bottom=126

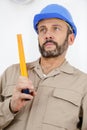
left=37, top=18, right=71, bottom=58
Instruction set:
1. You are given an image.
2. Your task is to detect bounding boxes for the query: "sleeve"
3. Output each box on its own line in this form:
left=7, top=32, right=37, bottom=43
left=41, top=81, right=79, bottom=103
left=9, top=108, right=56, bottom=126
left=0, top=65, right=19, bottom=129
left=81, top=92, right=87, bottom=130
left=0, top=98, right=15, bottom=128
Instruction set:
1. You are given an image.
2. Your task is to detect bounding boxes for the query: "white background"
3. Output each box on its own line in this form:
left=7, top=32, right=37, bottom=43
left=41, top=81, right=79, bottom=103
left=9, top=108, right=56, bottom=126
left=0, top=0, right=87, bottom=75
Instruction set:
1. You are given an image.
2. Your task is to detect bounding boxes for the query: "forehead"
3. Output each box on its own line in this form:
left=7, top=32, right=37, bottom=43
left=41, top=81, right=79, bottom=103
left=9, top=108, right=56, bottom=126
left=38, top=18, right=67, bottom=28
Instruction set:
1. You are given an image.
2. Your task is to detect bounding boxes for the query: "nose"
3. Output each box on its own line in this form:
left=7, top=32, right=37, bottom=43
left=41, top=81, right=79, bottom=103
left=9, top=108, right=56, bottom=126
left=45, top=30, right=54, bottom=40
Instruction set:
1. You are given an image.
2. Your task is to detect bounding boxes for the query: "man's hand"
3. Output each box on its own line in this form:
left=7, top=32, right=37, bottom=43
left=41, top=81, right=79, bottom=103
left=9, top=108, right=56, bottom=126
left=9, top=76, right=36, bottom=113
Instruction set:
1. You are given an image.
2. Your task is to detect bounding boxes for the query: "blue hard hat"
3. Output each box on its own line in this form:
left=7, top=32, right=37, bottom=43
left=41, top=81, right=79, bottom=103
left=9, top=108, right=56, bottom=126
left=33, top=4, right=77, bottom=36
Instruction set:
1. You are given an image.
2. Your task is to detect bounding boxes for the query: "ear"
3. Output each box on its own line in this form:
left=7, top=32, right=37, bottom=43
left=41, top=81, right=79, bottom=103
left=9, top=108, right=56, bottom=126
left=68, top=33, right=75, bottom=45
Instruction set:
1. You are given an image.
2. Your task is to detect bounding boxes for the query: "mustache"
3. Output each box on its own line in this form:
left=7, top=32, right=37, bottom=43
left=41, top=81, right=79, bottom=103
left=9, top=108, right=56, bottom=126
left=43, top=40, right=58, bottom=46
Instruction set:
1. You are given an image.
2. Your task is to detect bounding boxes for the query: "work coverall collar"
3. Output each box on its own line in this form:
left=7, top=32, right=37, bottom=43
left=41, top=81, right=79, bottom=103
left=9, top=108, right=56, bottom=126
left=27, top=58, right=74, bottom=79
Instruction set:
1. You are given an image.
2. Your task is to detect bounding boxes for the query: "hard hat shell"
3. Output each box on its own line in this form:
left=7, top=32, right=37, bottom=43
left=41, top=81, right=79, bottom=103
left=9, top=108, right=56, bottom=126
left=33, top=4, right=77, bottom=36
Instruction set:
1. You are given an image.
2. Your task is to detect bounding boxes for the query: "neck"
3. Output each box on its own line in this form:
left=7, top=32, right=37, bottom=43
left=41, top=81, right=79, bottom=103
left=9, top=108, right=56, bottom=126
left=40, top=56, right=65, bottom=74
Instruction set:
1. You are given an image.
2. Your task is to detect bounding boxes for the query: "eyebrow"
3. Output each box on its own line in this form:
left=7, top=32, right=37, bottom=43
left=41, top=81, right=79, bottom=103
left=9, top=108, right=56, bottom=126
left=38, top=24, right=62, bottom=29
left=38, top=25, right=46, bottom=29
left=52, top=24, right=62, bottom=28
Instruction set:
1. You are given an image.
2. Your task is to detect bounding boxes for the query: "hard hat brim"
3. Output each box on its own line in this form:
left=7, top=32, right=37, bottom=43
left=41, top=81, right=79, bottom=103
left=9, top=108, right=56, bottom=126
left=33, top=13, right=77, bottom=36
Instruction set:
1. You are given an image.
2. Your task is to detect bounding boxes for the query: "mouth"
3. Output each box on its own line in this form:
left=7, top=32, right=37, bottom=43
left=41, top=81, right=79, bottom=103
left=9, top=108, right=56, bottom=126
left=45, top=42, right=54, bottom=47
left=44, top=41, right=56, bottom=49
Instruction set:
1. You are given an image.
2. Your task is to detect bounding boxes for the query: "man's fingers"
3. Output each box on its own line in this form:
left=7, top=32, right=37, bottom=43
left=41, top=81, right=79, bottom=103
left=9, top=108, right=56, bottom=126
left=16, top=76, right=34, bottom=92
left=20, top=93, right=34, bottom=100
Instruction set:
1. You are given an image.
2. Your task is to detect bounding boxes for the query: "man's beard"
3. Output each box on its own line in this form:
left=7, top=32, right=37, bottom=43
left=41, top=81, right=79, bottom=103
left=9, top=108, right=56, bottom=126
left=38, top=35, right=69, bottom=58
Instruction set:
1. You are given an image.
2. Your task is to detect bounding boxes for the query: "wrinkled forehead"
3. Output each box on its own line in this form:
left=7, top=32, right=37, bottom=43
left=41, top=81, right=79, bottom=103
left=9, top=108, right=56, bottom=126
left=38, top=18, right=72, bottom=30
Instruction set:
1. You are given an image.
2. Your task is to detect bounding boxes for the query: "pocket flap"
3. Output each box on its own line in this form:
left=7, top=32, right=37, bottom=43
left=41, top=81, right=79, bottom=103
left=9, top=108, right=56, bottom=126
left=53, top=88, right=82, bottom=106
left=2, top=84, right=16, bottom=97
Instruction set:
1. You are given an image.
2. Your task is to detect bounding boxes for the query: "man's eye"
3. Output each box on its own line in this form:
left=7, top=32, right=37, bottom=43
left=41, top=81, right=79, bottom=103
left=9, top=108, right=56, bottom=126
left=54, top=26, right=60, bottom=31
left=39, top=28, right=46, bottom=33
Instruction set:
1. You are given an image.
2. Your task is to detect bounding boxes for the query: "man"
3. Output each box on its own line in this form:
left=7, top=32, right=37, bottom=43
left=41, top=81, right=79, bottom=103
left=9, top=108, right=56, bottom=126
left=0, top=3, right=87, bottom=130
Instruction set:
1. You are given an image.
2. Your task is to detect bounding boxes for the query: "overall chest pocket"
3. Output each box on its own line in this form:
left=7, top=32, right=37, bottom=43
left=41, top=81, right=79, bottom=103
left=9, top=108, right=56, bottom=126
left=43, top=88, right=82, bottom=130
